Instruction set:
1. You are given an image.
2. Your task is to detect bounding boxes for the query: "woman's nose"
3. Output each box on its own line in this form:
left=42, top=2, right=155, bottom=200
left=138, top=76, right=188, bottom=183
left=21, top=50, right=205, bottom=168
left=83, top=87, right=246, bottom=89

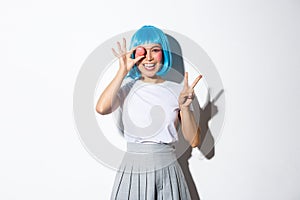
left=145, top=50, right=152, bottom=61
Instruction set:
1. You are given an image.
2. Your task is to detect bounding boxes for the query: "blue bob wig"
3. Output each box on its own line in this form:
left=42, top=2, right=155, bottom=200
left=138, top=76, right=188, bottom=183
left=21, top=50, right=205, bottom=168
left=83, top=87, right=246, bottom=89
left=126, top=25, right=172, bottom=79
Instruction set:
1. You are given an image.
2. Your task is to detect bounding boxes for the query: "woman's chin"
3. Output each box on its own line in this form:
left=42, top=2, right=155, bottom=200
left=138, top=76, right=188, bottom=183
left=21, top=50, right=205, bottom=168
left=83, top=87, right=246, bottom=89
left=139, top=70, right=159, bottom=78
left=142, top=74, right=156, bottom=79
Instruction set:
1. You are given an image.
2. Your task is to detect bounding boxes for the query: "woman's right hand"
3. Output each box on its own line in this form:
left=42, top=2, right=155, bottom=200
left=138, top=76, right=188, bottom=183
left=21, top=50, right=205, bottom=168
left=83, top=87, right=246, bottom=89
left=112, top=38, right=145, bottom=74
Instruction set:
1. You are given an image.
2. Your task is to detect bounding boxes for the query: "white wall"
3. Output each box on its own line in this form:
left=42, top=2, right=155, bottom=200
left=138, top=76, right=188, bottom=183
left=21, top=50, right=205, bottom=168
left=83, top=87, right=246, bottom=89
left=1, top=0, right=299, bottom=199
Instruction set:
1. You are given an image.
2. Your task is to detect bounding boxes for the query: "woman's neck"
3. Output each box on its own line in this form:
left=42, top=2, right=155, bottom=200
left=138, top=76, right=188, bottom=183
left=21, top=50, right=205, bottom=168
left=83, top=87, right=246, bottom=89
left=140, top=76, right=165, bottom=83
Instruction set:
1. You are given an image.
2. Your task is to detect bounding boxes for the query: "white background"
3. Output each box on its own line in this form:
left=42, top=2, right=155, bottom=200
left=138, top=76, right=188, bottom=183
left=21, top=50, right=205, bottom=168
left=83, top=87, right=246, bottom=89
left=1, top=0, right=299, bottom=199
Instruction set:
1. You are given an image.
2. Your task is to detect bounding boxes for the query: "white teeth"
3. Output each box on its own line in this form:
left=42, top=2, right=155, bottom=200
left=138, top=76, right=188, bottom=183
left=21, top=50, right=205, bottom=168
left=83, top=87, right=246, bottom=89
left=144, top=63, right=155, bottom=67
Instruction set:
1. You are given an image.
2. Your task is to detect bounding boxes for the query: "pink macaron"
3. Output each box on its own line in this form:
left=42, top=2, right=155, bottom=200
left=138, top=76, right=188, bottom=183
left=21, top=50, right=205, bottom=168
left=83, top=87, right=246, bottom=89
left=135, top=46, right=146, bottom=57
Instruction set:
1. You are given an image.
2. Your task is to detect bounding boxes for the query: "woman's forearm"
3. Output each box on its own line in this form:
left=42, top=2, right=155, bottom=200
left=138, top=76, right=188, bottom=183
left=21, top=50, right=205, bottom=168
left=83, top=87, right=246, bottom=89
left=180, top=107, right=201, bottom=147
left=95, top=69, right=127, bottom=115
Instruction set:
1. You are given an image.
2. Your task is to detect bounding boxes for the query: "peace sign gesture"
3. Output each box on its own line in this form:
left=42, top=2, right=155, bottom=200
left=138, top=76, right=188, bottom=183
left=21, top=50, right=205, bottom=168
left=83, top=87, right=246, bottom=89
left=178, top=72, right=202, bottom=108
left=111, top=38, right=145, bottom=74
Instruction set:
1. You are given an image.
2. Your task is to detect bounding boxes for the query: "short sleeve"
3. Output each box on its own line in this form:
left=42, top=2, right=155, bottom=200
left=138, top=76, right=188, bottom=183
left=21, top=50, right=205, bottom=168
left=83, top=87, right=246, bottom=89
left=117, top=79, right=136, bottom=108
left=115, top=79, right=136, bottom=135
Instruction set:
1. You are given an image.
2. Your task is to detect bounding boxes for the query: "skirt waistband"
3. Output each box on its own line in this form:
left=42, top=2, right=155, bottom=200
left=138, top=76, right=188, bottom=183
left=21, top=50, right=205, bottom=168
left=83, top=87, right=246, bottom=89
left=126, top=142, right=175, bottom=154
left=121, top=142, right=178, bottom=173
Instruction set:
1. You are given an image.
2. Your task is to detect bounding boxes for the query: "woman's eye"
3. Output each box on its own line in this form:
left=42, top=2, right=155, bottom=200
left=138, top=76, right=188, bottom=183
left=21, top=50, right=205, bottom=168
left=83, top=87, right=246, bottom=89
left=152, top=49, right=162, bottom=53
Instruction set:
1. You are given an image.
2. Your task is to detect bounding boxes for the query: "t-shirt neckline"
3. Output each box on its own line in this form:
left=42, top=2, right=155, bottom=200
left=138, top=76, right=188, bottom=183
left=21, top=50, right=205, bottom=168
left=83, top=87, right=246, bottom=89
left=137, top=79, right=167, bottom=85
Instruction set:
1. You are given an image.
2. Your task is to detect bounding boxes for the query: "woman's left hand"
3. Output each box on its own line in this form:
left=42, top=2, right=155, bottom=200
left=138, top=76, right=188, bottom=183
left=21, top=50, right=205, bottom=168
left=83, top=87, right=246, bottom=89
left=178, top=72, right=202, bottom=108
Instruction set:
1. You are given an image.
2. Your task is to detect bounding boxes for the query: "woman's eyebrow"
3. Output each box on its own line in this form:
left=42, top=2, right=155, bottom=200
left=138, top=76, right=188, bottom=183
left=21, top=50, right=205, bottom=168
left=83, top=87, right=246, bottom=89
left=142, top=45, right=161, bottom=49
left=148, top=46, right=162, bottom=50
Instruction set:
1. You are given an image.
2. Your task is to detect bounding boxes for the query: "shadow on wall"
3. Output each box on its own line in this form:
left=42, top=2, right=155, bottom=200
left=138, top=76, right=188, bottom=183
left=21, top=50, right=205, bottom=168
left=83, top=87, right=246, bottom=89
left=166, top=34, right=224, bottom=200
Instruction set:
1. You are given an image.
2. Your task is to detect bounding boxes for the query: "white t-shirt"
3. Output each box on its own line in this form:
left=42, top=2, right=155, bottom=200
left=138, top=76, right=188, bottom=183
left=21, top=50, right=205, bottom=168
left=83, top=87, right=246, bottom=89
left=117, top=79, right=193, bottom=144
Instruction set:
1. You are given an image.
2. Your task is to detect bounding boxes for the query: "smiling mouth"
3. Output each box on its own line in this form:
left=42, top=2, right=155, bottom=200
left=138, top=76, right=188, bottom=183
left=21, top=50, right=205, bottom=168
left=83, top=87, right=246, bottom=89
left=143, top=63, right=156, bottom=71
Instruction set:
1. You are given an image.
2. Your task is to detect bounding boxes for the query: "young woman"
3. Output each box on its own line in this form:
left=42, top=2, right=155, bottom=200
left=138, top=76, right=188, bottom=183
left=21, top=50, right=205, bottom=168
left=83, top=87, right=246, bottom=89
left=96, top=25, right=202, bottom=200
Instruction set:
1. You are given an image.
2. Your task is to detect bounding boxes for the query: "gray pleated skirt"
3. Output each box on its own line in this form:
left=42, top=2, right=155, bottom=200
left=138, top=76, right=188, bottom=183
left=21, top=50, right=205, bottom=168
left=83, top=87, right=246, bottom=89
left=110, top=143, right=191, bottom=200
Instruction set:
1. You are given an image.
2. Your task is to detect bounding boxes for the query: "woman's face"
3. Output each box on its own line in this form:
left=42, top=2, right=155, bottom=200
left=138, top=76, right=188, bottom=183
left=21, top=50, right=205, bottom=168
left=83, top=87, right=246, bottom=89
left=135, top=43, right=163, bottom=78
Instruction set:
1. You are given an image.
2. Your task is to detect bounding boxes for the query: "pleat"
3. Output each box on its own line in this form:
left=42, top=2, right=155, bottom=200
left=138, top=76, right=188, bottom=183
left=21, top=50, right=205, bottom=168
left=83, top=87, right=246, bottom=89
left=110, top=164, right=125, bottom=200
left=162, top=165, right=174, bottom=199
left=139, top=170, right=147, bottom=200
left=111, top=161, right=133, bottom=200
left=128, top=160, right=139, bottom=199
left=155, top=169, right=163, bottom=200
left=111, top=143, right=192, bottom=200
left=175, top=164, right=183, bottom=199
left=173, top=162, right=191, bottom=200
left=146, top=169, right=155, bottom=199
left=121, top=164, right=133, bottom=199
left=168, top=164, right=180, bottom=200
